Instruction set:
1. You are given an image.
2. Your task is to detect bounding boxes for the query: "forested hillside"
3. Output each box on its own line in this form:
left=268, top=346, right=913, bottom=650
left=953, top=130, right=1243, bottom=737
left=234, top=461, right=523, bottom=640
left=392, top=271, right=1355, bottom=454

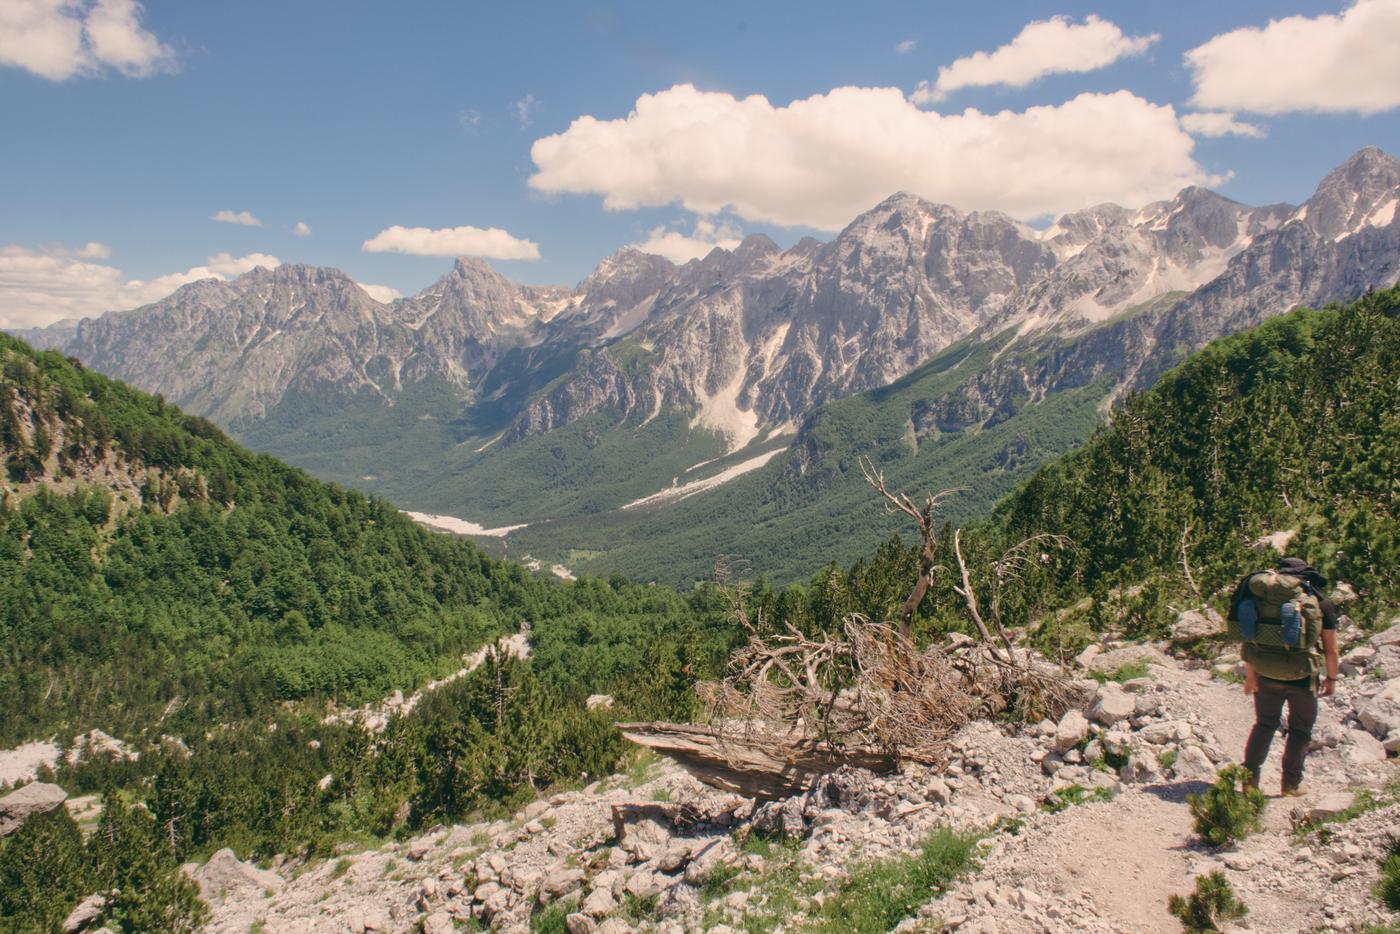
left=0, top=332, right=735, bottom=748
left=995, top=283, right=1400, bottom=638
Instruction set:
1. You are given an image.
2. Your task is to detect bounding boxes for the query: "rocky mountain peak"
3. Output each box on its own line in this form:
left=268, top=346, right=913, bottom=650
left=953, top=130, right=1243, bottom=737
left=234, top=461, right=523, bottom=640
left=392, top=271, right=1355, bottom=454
left=1301, top=146, right=1400, bottom=242
left=733, top=233, right=780, bottom=259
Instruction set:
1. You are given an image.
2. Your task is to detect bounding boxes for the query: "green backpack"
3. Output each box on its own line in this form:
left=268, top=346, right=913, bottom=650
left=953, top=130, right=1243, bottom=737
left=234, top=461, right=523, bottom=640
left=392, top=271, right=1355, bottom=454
left=1227, top=570, right=1324, bottom=681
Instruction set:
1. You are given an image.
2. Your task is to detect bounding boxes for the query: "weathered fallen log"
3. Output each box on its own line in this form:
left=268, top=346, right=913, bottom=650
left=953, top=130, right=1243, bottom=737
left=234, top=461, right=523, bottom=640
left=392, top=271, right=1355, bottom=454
left=616, top=721, right=898, bottom=800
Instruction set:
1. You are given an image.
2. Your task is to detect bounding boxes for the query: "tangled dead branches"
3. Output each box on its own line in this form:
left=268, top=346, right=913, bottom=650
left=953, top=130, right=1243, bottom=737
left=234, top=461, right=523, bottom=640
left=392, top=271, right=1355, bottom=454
left=698, top=613, right=1073, bottom=762
left=694, top=460, right=1075, bottom=764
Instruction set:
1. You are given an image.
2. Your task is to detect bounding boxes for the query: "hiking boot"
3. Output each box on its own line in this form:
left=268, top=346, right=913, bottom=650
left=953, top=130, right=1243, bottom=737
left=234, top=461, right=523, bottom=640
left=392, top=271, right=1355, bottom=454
left=1281, top=784, right=1308, bottom=797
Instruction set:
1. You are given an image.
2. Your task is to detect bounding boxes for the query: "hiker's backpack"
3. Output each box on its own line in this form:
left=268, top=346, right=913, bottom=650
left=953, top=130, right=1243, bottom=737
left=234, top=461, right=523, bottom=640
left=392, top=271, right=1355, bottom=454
left=1226, top=570, right=1324, bottom=681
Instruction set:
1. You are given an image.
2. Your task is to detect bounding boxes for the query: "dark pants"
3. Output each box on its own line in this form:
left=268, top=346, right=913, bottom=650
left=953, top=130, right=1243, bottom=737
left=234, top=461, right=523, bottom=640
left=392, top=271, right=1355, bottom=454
left=1243, top=676, right=1317, bottom=790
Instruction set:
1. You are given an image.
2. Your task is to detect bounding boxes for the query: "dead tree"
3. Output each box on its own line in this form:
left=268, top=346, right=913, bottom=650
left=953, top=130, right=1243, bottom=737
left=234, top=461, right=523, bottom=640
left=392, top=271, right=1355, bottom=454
left=857, top=456, right=961, bottom=641
left=617, top=461, right=1074, bottom=797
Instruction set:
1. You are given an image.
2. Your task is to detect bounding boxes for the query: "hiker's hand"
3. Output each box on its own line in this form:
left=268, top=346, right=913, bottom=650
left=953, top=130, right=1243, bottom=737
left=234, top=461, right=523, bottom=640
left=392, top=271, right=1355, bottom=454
left=1320, top=676, right=1336, bottom=697
left=1243, top=668, right=1258, bottom=695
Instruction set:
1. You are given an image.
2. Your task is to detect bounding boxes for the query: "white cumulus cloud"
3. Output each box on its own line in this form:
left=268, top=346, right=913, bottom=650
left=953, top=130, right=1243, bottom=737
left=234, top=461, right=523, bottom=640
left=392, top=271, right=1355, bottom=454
left=912, top=15, right=1157, bottom=104
left=292, top=220, right=312, bottom=237
left=633, top=218, right=744, bottom=263
left=895, top=38, right=917, bottom=54
left=361, top=225, right=541, bottom=260
left=529, top=84, right=1216, bottom=230
left=0, top=0, right=176, bottom=81
left=1180, top=111, right=1266, bottom=139
left=1186, top=0, right=1400, bottom=115
left=357, top=283, right=402, bottom=304
left=0, top=245, right=279, bottom=328
left=211, top=209, right=262, bottom=227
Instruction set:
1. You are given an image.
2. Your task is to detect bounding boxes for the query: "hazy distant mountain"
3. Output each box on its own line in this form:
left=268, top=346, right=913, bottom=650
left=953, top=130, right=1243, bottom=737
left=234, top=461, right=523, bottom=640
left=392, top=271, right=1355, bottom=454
left=11, top=148, right=1400, bottom=582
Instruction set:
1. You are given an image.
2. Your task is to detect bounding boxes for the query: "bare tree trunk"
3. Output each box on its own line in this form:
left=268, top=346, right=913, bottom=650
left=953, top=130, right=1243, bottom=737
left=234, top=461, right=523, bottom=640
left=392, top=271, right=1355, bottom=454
left=1180, top=522, right=1202, bottom=600
left=857, top=456, right=961, bottom=642
left=952, top=529, right=998, bottom=649
left=899, top=534, right=936, bottom=641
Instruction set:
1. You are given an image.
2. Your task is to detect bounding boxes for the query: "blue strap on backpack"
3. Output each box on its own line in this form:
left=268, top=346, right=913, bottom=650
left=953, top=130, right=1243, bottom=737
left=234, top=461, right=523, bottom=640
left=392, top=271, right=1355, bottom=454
left=1238, top=597, right=1258, bottom=640
left=1280, top=601, right=1302, bottom=647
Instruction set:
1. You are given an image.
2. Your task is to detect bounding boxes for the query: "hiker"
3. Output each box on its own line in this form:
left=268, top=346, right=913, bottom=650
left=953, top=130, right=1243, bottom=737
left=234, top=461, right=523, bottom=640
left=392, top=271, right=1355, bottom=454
left=1230, top=557, right=1340, bottom=796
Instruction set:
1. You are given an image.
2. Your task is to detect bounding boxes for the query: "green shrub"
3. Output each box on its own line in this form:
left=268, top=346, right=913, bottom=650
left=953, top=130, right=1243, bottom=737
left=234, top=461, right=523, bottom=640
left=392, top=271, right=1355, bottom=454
left=531, top=896, right=577, bottom=934
left=1188, top=766, right=1265, bottom=848
left=1167, top=871, right=1248, bottom=932
left=1041, top=784, right=1115, bottom=814
left=810, top=828, right=980, bottom=934
left=1088, top=660, right=1152, bottom=684
left=1376, top=836, right=1400, bottom=912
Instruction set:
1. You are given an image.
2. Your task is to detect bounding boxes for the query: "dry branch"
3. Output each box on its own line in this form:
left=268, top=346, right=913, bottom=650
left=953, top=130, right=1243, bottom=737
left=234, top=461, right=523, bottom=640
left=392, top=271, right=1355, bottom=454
left=620, top=466, right=1073, bottom=797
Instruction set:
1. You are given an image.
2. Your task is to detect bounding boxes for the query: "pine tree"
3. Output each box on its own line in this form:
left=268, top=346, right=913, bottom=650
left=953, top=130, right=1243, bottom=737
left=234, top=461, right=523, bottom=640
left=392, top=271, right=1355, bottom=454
left=88, top=795, right=208, bottom=933
left=0, top=807, right=91, bottom=933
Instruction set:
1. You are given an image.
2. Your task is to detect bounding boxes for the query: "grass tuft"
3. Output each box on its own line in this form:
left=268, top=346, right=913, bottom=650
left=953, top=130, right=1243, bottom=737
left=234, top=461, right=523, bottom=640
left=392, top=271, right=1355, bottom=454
left=808, top=828, right=980, bottom=934
left=1376, top=836, right=1400, bottom=912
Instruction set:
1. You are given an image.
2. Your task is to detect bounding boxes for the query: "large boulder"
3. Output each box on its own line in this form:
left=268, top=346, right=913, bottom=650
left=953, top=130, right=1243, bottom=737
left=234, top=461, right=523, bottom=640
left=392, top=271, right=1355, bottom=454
left=1171, top=746, right=1217, bottom=782
left=0, top=782, right=68, bottom=837
left=61, top=894, right=106, bottom=933
left=1171, top=609, right=1221, bottom=643
left=1089, top=684, right=1135, bottom=726
left=1305, top=792, right=1356, bottom=823
left=1052, top=710, right=1091, bottom=753
left=1086, top=644, right=1173, bottom=674
left=1344, top=729, right=1387, bottom=767
left=186, top=848, right=284, bottom=902
left=1358, top=678, right=1400, bottom=740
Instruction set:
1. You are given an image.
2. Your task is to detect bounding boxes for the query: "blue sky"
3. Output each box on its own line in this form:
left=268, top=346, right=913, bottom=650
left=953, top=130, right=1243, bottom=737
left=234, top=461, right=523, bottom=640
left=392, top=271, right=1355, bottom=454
left=2, top=0, right=1398, bottom=325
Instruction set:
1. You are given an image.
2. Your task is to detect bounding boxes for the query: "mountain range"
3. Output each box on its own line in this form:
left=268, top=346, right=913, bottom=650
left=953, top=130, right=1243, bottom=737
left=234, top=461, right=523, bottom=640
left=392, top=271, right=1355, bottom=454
left=12, top=147, right=1400, bottom=583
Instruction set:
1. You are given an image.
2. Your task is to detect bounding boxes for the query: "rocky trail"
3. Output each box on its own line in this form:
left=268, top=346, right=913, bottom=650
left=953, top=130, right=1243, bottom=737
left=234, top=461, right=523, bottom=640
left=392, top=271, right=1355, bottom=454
left=165, top=618, right=1400, bottom=934
left=10, top=619, right=1397, bottom=934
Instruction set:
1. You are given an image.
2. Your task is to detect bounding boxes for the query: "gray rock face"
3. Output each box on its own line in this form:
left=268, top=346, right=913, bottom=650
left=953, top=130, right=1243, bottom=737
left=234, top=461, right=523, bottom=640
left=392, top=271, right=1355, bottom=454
left=187, top=847, right=284, bottom=902
left=1358, top=678, right=1400, bottom=740
left=0, top=781, right=68, bottom=837
left=62, top=894, right=106, bottom=933
left=11, top=149, right=1399, bottom=485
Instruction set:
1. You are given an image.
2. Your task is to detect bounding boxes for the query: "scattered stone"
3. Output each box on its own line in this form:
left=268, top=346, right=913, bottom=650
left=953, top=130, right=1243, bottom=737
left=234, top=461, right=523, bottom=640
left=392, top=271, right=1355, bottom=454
left=1089, top=684, right=1134, bottom=726
left=585, top=694, right=615, bottom=710
left=421, top=910, right=453, bottom=934
left=1341, top=646, right=1376, bottom=675
left=1305, top=792, right=1357, bottom=823
left=1053, top=710, right=1091, bottom=753
left=1358, top=678, right=1400, bottom=739
left=1329, top=582, right=1357, bottom=604
left=1171, top=746, right=1217, bottom=781
left=1343, top=730, right=1386, bottom=766
left=542, top=867, right=586, bottom=899
left=566, top=913, right=598, bottom=934
left=1074, top=645, right=1102, bottom=669
left=1086, top=644, right=1172, bottom=674
left=582, top=886, right=617, bottom=918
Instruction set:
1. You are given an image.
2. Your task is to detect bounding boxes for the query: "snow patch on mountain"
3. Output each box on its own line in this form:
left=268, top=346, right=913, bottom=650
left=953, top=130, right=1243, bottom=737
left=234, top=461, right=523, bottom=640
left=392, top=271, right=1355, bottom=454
left=694, top=368, right=760, bottom=451
left=623, top=447, right=784, bottom=510
left=404, top=511, right=527, bottom=537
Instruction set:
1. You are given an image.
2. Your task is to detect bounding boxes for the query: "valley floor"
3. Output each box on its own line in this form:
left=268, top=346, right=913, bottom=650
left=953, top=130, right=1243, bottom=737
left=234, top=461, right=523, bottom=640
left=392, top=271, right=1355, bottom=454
left=189, top=620, right=1400, bottom=934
